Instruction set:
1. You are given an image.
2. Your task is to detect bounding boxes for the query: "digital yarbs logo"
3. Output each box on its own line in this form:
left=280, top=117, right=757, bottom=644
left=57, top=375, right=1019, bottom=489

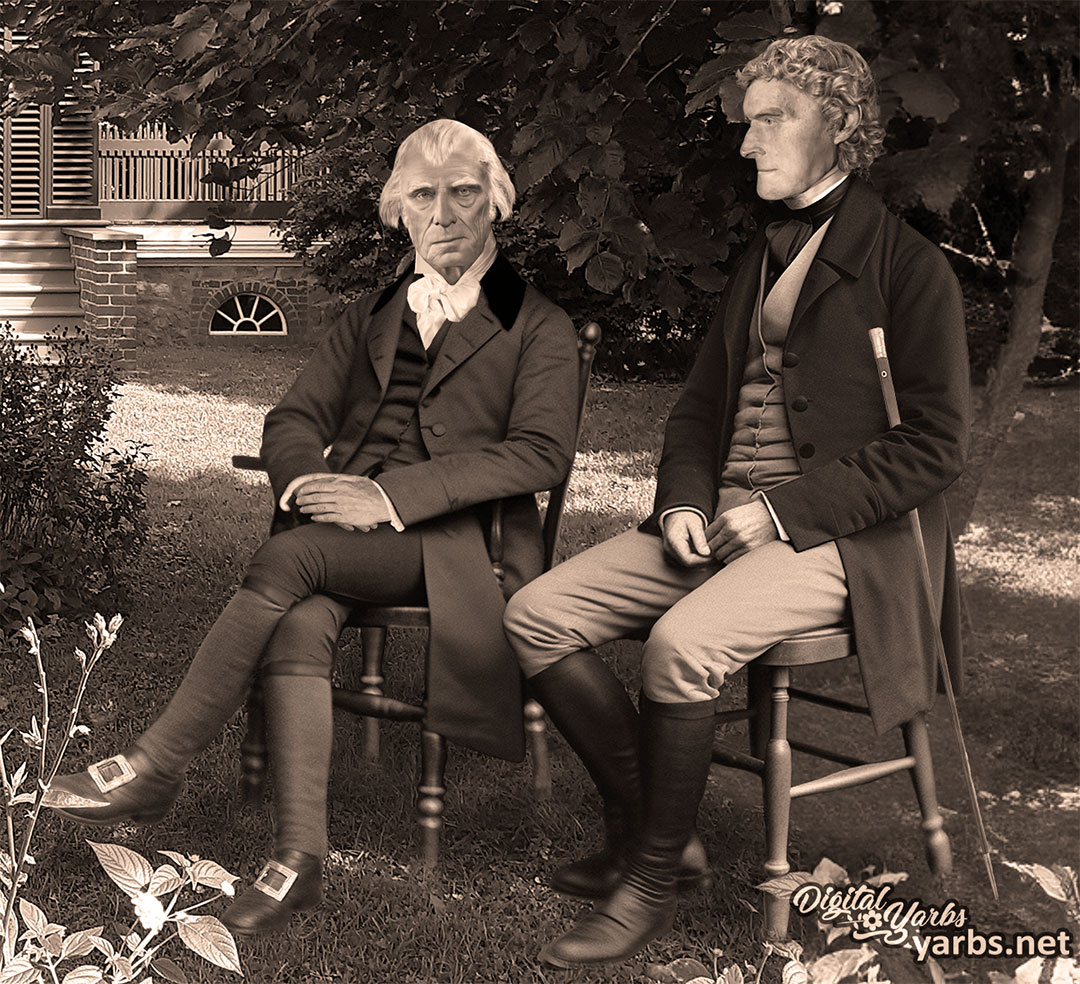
left=790, top=881, right=970, bottom=949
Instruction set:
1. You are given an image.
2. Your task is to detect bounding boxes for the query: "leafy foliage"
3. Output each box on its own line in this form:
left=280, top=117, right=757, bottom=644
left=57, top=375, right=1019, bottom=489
left=0, top=617, right=242, bottom=983
left=1, top=0, right=1074, bottom=379
left=0, top=327, right=149, bottom=641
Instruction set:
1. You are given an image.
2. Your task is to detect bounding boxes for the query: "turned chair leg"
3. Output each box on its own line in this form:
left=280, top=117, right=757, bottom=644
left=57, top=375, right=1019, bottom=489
left=523, top=698, right=552, bottom=801
left=417, top=728, right=447, bottom=870
left=359, top=627, right=386, bottom=764
left=747, top=663, right=771, bottom=761
left=902, top=712, right=953, bottom=877
left=240, top=682, right=267, bottom=808
left=762, top=666, right=793, bottom=941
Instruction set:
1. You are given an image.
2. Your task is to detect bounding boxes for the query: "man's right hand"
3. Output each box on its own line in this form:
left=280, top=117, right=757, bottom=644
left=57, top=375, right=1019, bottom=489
left=661, top=510, right=714, bottom=567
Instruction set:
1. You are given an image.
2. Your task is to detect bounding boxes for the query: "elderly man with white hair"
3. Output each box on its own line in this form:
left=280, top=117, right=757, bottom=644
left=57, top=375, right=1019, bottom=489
left=45, top=119, right=580, bottom=935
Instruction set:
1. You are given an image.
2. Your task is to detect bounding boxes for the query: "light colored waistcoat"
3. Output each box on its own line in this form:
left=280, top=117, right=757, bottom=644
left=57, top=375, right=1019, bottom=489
left=719, top=218, right=833, bottom=499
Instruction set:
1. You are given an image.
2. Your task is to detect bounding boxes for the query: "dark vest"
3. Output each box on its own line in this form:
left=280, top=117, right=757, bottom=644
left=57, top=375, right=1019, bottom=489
left=350, top=305, right=448, bottom=478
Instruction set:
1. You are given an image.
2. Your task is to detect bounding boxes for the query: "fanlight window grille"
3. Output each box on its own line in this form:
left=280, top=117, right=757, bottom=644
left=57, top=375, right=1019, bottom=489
left=209, top=293, right=287, bottom=334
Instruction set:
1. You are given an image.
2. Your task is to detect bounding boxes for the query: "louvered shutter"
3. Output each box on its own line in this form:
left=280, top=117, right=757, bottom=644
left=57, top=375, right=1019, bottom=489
left=2, top=30, right=43, bottom=216
left=49, top=54, right=96, bottom=207
left=5, top=105, right=44, bottom=216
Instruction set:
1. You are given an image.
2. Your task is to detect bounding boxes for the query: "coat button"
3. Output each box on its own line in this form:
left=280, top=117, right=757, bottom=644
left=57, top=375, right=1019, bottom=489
left=782, top=351, right=800, bottom=367
left=799, top=442, right=815, bottom=458
left=791, top=396, right=809, bottom=412
left=431, top=422, right=446, bottom=436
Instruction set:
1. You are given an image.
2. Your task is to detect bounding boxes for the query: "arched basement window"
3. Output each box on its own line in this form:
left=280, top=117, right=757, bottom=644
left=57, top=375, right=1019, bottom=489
left=209, top=293, right=287, bottom=334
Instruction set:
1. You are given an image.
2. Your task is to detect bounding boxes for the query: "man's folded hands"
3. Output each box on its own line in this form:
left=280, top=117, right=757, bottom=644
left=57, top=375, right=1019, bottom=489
left=280, top=473, right=393, bottom=532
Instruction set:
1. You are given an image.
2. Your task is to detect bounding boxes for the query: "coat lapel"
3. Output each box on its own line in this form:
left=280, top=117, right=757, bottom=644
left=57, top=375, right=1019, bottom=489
left=790, top=177, right=885, bottom=333
left=366, top=272, right=412, bottom=396
left=420, top=251, right=524, bottom=397
left=789, top=258, right=840, bottom=334
left=422, top=297, right=502, bottom=397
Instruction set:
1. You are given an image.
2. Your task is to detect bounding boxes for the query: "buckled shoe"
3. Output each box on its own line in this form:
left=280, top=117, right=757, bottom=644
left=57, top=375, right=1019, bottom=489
left=43, top=746, right=183, bottom=826
left=221, top=850, right=323, bottom=936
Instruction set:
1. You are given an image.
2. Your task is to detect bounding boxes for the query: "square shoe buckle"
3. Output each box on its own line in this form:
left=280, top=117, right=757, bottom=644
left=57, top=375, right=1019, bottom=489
left=87, top=755, right=138, bottom=794
left=253, top=860, right=298, bottom=902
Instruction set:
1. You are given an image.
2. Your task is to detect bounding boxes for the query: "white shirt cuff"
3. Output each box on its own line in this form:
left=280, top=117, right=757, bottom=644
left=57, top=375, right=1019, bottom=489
left=755, top=491, right=790, bottom=542
left=658, top=506, right=709, bottom=531
left=372, top=481, right=405, bottom=532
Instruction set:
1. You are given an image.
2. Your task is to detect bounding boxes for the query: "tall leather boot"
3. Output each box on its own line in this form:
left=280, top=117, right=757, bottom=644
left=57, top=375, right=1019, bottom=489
left=527, top=651, right=641, bottom=898
left=539, top=695, right=719, bottom=968
left=527, top=653, right=710, bottom=899
left=223, top=671, right=328, bottom=936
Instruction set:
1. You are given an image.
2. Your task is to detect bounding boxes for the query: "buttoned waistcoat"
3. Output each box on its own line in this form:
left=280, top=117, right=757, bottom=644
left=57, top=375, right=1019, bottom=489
left=260, top=254, right=580, bottom=760
left=642, top=178, right=972, bottom=733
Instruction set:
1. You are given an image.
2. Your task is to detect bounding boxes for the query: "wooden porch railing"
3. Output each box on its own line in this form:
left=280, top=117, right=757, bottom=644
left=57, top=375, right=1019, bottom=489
left=97, top=123, right=306, bottom=219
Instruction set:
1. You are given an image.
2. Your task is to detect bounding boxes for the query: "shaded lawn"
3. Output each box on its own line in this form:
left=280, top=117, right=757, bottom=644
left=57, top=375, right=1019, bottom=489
left=7, top=344, right=1077, bottom=984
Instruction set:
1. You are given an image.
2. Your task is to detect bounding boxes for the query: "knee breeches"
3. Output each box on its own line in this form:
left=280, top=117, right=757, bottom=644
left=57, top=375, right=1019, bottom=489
left=504, top=529, right=848, bottom=702
left=240, top=523, right=425, bottom=678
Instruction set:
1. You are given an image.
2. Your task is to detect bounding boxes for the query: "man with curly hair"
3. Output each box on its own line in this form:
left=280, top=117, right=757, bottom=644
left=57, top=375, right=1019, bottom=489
left=504, top=36, right=970, bottom=968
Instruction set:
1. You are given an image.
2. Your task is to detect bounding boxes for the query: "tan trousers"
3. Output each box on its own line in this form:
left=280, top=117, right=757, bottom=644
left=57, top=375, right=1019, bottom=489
left=503, top=528, right=849, bottom=703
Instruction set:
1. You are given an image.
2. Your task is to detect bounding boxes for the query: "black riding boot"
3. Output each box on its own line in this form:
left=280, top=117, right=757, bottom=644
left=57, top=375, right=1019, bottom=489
left=526, top=651, right=640, bottom=897
left=528, top=653, right=711, bottom=899
left=222, top=671, right=329, bottom=936
left=539, top=695, right=718, bottom=968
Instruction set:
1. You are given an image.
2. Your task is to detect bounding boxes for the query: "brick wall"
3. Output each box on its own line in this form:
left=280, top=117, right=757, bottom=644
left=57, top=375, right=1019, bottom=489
left=137, top=264, right=326, bottom=344
left=67, top=231, right=139, bottom=361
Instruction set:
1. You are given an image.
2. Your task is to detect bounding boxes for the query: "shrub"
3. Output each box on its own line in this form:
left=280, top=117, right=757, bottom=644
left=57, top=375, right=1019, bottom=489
left=0, top=325, right=149, bottom=641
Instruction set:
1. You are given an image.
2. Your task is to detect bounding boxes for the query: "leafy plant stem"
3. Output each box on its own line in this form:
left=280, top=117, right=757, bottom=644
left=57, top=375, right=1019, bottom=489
left=0, top=745, right=19, bottom=926
left=177, top=892, right=226, bottom=915
left=754, top=947, right=769, bottom=984
left=2, top=629, right=104, bottom=934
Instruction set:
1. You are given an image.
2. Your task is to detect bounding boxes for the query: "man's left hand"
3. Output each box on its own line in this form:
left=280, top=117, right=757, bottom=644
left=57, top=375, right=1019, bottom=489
left=292, top=474, right=391, bottom=532
left=705, top=499, right=779, bottom=565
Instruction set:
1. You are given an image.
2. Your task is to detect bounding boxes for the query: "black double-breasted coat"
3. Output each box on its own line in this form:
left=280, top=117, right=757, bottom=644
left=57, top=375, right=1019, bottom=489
left=643, top=178, right=972, bottom=733
left=260, top=255, right=580, bottom=761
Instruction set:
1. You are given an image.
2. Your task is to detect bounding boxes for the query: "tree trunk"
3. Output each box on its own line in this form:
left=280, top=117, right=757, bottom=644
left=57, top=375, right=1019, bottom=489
left=946, top=130, right=1072, bottom=534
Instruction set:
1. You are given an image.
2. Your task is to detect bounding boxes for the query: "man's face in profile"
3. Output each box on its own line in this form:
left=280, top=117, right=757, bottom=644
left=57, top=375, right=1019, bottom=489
left=740, top=77, right=840, bottom=202
left=397, top=147, right=493, bottom=283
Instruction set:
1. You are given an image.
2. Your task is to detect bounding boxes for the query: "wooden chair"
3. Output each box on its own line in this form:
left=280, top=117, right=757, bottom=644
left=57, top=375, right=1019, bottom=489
left=711, top=626, right=952, bottom=940
left=232, top=321, right=601, bottom=867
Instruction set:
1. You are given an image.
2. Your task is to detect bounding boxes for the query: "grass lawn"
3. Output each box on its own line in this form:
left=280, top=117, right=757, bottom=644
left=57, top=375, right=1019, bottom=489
left=4, top=342, right=1077, bottom=984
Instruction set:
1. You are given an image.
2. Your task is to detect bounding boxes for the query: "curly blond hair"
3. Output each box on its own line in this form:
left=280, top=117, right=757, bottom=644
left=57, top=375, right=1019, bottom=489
left=736, top=36, right=885, bottom=174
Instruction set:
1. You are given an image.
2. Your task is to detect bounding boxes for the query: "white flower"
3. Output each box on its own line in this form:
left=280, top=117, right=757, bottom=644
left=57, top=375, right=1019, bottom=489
left=220, top=879, right=235, bottom=897
left=19, top=619, right=40, bottom=656
left=132, top=890, right=167, bottom=933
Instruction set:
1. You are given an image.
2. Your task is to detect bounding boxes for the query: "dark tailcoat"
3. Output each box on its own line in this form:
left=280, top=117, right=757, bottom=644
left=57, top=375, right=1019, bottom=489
left=260, top=255, right=580, bottom=761
left=642, top=178, right=971, bottom=733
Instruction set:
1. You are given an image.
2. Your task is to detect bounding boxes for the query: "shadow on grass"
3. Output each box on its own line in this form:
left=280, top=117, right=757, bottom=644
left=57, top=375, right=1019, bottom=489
left=123, top=343, right=315, bottom=410
left=19, top=378, right=1076, bottom=983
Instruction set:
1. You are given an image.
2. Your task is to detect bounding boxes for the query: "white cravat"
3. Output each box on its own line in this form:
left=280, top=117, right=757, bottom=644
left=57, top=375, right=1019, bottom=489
left=406, top=234, right=498, bottom=348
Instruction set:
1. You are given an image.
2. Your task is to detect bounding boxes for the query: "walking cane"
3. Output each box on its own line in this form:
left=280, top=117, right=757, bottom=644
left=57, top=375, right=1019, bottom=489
left=868, top=326, right=998, bottom=900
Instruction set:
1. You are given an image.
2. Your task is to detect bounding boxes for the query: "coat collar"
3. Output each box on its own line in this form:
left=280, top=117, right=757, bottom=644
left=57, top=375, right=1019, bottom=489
left=788, top=176, right=885, bottom=332
left=812, top=176, right=885, bottom=280
left=370, top=250, right=526, bottom=331
left=478, top=251, right=526, bottom=331
left=365, top=252, right=526, bottom=397
left=721, top=177, right=888, bottom=352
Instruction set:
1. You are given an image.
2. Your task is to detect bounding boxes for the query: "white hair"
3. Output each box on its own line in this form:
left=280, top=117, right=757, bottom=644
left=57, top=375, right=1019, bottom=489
left=378, top=119, right=516, bottom=228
